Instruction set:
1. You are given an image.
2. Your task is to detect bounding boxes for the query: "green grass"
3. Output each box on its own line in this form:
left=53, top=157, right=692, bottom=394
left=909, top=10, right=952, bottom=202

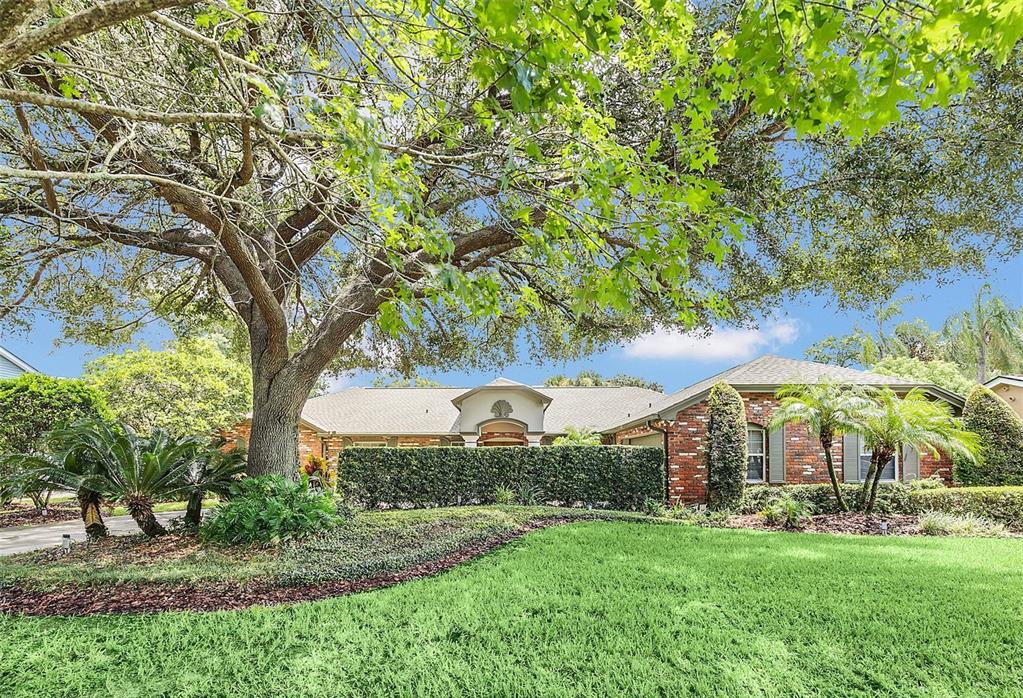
left=2, top=521, right=1022, bottom=697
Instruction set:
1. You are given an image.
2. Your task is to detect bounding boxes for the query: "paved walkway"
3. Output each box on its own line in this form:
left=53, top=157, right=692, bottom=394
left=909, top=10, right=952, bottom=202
left=0, top=513, right=176, bottom=556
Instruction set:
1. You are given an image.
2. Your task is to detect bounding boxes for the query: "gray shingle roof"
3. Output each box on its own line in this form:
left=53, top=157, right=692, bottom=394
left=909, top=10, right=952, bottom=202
left=643, top=355, right=931, bottom=424
left=300, top=384, right=664, bottom=435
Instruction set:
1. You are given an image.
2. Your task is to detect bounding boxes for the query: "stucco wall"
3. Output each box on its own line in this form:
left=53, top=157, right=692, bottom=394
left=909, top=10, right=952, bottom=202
left=457, top=389, right=546, bottom=434
left=989, top=383, right=1023, bottom=420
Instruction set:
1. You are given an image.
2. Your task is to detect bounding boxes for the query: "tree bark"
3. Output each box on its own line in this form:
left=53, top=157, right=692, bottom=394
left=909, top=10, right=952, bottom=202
left=865, top=449, right=892, bottom=514
left=858, top=456, right=878, bottom=513
left=247, top=387, right=305, bottom=477
left=132, top=505, right=167, bottom=537
left=78, top=489, right=108, bottom=539
left=183, top=489, right=203, bottom=528
left=821, top=433, right=848, bottom=512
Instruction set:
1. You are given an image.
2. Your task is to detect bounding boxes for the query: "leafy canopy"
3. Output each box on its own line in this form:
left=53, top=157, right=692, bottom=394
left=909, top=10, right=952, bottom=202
left=1, top=0, right=1021, bottom=380
left=83, top=337, right=251, bottom=438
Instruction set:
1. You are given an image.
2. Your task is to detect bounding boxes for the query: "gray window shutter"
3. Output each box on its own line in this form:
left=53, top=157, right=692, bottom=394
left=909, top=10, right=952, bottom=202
left=843, top=432, right=860, bottom=483
left=902, top=445, right=920, bottom=483
left=768, top=425, right=785, bottom=482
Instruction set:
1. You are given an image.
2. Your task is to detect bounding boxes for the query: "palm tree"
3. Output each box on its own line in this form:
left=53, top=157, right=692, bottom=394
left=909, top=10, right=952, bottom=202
left=943, top=285, right=1023, bottom=383
left=180, top=444, right=246, bottom=528
left=858, top=388, right=981, bottom=513
left=769, top=382, right=869, bottom=512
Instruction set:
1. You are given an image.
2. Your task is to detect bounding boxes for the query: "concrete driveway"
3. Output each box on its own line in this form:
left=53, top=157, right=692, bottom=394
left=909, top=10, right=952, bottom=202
left=0, top=513, right=176, bottom=556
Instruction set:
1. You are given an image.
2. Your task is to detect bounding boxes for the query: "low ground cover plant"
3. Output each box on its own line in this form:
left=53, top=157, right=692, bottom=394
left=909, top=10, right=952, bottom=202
left=918, top=511, right=1009, bottom=537
left=201, top=475, right=342, bottom=546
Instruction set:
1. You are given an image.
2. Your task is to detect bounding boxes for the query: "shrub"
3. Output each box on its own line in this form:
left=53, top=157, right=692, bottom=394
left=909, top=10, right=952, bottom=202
left=741, top=483, right=912, bottom=516
left=918, top=511, right=1009, bottom=537
left=955, top=386, right=1023, bottom=486
left=759, top=494, right=814, bottom=529
left=871, top=356, right=976, bottom=397
left=706, top=382, right=747, bottom=510
left=300, top=454, right=336, bottom=492
left=340, top=446, right=664, bottom=510
left=909, top=486, right=1023, bottom=530
left=908, top=474, right=946, bottom=491
left=0, top=374, right=111, bottom=455
left=201, top=476, right=341, bottom=545
left=493, top=485, right=515, bottom=505
left=552, top=426, right=602, bottom=446
left=642, top=497, right=667, bottom=518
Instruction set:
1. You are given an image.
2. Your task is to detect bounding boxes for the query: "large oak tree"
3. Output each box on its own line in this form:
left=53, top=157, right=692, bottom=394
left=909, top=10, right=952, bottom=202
left=1, top=0, right=1020, bottom=475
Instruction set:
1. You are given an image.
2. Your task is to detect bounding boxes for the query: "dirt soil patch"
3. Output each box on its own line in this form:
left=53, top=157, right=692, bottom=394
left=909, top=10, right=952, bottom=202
left=0, top=502, right=80, bottom=528
left=0, top=518, right=570, bottom=617
left=726, top=512, right=922, bottom=535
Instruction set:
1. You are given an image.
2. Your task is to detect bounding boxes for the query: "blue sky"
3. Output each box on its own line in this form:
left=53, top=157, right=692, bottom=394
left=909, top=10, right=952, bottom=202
left=3, top=253, right=1021, bottom=394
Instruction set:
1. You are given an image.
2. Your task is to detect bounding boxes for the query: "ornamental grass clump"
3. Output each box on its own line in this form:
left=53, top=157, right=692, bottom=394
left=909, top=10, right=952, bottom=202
left=201, top=476, right=342, bottom=546
left=918, top=511, right=1009, bottom=538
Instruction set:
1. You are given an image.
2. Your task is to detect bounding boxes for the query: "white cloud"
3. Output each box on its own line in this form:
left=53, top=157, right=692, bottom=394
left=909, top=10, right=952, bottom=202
left=623, top=320, right=800, bottom=362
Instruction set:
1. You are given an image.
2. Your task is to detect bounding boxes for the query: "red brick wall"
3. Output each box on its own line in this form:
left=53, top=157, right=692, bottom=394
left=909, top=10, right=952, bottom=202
left=920, top=450, right=954, bottom=482
left=617, top=391, right=954, bottom=505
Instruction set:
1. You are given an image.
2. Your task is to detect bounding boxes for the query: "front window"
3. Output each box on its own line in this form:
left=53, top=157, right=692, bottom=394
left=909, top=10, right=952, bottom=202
left=747, top=426, right=766, bottom=482
left=860, top=444, right=897, bottom=482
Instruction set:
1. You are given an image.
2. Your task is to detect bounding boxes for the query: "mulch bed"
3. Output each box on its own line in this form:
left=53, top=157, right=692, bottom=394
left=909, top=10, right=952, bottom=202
left=0, top=518, right=574, bottom=617
left=0, top=501, right=80, bottom=528
left=725, top=512, right=922, bottom=536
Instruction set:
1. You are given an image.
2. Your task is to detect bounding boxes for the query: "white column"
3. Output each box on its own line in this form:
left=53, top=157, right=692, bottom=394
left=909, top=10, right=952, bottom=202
left=527, top=435, right=543, bottom=447
left=463, top=436, right=479, bottom=448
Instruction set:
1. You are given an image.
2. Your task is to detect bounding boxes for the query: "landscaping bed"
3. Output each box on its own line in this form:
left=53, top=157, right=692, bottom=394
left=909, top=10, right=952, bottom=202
left=0, top=500, right=79, bottom=528
left=0, top=506, right=640, bottom=615
left=725, top=512, right=922, bottom=535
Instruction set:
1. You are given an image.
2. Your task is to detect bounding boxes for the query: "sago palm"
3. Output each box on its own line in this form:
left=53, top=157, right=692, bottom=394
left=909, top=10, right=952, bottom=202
left=180, top=444, right=246, bottom=528
left=769, top=382, right=869, bottom=512
left=2, top=444, right=111, bottom=539
left=858, top=388, right=980, bottom=514
left=45, top=420, right=195, bottom=537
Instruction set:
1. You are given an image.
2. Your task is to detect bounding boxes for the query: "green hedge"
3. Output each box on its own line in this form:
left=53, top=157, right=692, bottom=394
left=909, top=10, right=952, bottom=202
left=955, top=386, right=1023, bottom=486
left=910, top=487, right=1023, bottom=530
left=340, top=446, right=665, bottom=510
left=740, top=483, right=912, bottom=515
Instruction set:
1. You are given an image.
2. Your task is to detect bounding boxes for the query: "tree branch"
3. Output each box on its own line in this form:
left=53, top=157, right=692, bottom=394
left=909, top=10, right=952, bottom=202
left=0, top=0, right=198, bottom=71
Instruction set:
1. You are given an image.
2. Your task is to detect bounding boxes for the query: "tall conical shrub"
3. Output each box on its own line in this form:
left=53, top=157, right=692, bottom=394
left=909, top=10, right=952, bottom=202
left=956, top=386, right=1023, bottom=486
left=706, top=382, right=747, bottom=509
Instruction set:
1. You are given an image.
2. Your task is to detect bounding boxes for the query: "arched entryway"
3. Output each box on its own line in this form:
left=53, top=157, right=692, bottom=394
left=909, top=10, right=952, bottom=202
left=477, top=419, right=528, bottom=446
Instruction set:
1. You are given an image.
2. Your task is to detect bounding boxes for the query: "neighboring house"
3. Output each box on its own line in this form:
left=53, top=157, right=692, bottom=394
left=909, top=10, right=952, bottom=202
left=983, top=375, right=1023, bottom=420
left=0, top=345, right=37, bottom=379
left=226, top=355, right=965, bottom=504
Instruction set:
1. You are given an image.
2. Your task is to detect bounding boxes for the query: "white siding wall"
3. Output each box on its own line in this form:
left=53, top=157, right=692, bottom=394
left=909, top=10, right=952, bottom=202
left=0, top=355, right=27, bottom=379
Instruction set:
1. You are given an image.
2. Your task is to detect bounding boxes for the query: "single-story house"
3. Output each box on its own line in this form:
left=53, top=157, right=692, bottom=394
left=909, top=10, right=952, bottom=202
left=983, top=375, right=1023, bottom=420
left=0, top=345, right=37, bottom=379
left=226, top=355, right=965, bottom=504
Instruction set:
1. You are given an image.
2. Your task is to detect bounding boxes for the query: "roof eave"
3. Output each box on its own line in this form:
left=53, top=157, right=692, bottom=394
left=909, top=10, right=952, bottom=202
left=0, top=346, right=38, bottom=373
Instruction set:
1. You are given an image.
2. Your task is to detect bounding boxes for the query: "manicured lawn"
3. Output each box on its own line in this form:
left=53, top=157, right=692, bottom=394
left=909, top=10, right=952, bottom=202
left=2, top=522, right=1022, bottom=697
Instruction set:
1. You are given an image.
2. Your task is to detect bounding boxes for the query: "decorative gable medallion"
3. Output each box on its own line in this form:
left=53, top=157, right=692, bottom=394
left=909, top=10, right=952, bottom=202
left=490, top=399, right=513, bottom=418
